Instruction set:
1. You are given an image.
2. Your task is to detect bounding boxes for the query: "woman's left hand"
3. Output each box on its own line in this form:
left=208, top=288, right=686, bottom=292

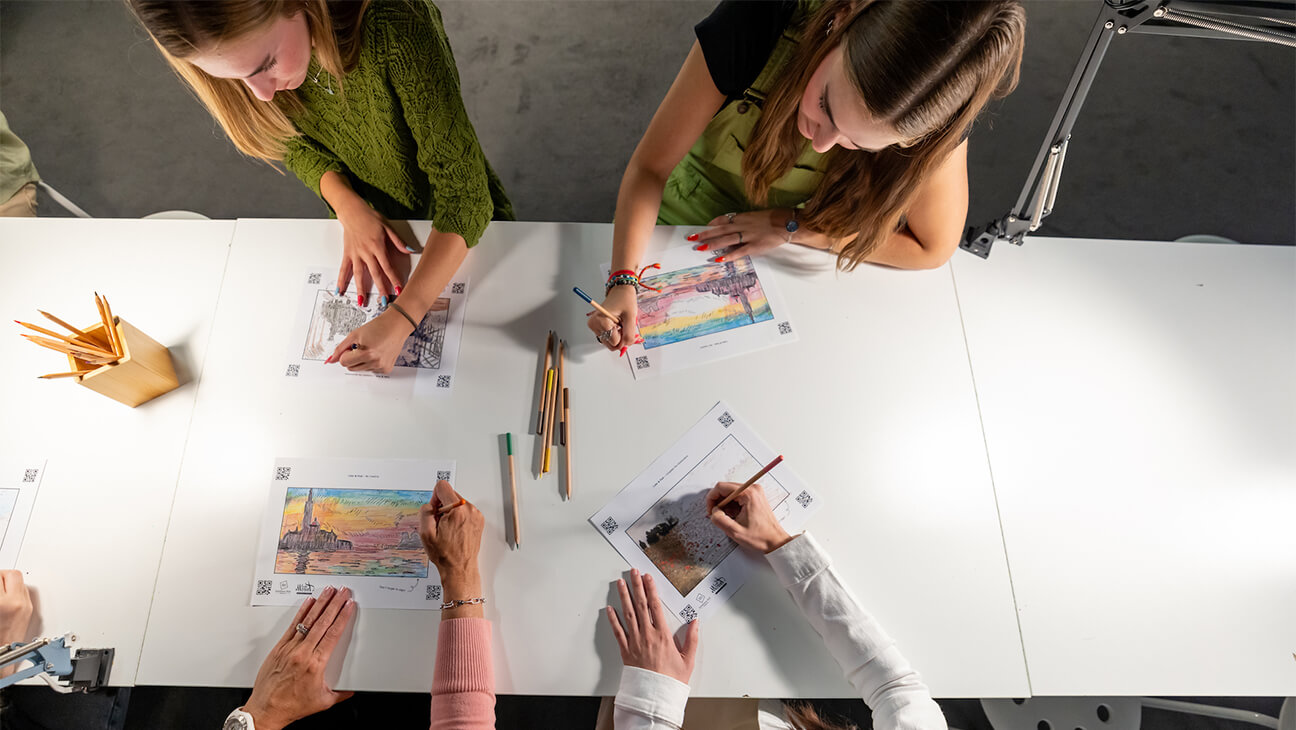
left=325, top=309, right=415, bottom=374
left=689, top=209, right=795, bottom=261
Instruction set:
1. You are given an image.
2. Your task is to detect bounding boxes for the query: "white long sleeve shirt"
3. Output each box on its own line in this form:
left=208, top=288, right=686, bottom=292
left=612, top=533, right=948, bottom=730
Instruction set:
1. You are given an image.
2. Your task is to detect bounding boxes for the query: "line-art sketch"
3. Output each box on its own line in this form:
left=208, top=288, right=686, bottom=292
left=636, top=257, right=774, bottom=350
left=394, top=297, right=450, bottom=369
left=274, top=487, right=431, bottom=578
left=627, top=435, right=789, bottom=596
left=302, top=291, right=382, bottom=361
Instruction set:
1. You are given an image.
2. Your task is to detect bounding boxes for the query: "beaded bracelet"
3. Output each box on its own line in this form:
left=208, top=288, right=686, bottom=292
left=605, top=264, right=664, bottom=295
left=439, top=597, right=487, bottom=611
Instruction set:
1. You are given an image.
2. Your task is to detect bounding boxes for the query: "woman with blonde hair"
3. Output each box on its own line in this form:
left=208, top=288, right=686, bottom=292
left=587, top=0, right=1025, bottom=354
left=130, top=0, right=513, bottom=373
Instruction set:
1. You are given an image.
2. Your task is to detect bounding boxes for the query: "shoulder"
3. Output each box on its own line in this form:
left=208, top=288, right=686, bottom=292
left=695, top=0, right=798, bottom=98
left=361, top=0, right=448, bottom=56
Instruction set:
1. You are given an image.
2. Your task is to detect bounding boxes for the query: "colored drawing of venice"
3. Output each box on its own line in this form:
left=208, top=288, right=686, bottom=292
left=274, top=487, right=430, bottom=577
left=627, top=436, right=788, bottom=596
left=636, top=257, right=774, bottom=350
left=301, top=290, right=450, bottom=369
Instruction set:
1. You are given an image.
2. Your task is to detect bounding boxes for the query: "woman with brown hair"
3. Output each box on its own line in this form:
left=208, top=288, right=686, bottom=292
left=587, top=0, right=1025, bottom=353
left=129, top=0, right=513, bottom=373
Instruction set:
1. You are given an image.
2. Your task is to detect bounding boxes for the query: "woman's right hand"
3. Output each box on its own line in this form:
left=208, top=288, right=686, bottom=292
left=419, top=480, right=485, bottom=618
left=706, top=482, right=794, bottom=554
left=335, top=200, right=413, bottom=307
left=586, top=284, right=641, bottom=354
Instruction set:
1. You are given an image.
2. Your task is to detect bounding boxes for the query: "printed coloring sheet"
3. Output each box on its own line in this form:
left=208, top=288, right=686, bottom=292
left=251, top=457, right=454, bottom=610
left=0, top=460, right=43, bottom=568
left=284, top=267, right=469, bottom=395
left=590, top=402, right=821, bottom=623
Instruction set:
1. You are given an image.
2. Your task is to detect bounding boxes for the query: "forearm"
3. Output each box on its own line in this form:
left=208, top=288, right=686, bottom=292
left=320, top=171, right=369, bottom=221
left=395, top=230, right=469, bottom=322
left=439, top=566, right=485, bottom=620
left=862, top=226, right=949, bottom=270
left=611, top=161, right=670, bottom=273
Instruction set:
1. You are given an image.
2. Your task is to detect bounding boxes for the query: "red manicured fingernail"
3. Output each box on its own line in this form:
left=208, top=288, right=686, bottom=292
left=324, top=355, right=333, bottom=364
left=715, top=256, right=726, bottom=263
left=358, top=294, right=365, bottom=306
left=620, top=346, right=627, bottom=357
left=686, top=233, right=699, bottom=241
left=695, top=244, right=709, bottom=251
left=394, top=286, right=402, bottom=296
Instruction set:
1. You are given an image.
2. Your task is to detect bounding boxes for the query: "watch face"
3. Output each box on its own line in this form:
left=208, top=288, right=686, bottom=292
left=223, top=714, right=250, bottom=730
left=785, top=220, right=799, bottom=233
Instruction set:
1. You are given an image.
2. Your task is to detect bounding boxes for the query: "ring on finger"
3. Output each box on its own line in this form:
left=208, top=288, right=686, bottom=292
left=738, top=231, right=744, bottom=244
left=596, top=329, right=613, bottom=343
left=296, top=622, right=310, bottom=636
left=726, top=212, right=736, bottom=224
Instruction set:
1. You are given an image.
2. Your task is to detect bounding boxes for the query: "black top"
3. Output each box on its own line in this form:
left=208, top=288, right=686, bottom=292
left=695, top=0, right=798, bottom=100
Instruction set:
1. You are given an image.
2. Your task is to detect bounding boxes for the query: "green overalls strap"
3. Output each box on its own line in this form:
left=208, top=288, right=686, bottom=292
left=658, top=1, right=828, bottom=225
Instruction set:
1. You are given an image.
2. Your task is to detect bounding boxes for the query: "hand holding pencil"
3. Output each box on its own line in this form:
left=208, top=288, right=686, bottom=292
left=706, top=482, right=795, bottom=554
left=581, top=284, right=641, bottom=355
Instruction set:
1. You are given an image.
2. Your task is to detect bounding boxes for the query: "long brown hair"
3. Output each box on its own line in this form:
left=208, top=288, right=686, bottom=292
left=126, top=0, right=371, bottom=161
left=785, top=701, right=858, bottom=730
left=743, top=0, right=1026, bottom=270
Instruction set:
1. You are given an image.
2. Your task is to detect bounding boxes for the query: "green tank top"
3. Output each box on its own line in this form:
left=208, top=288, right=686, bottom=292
left=659, top=1, right=827, bottom=225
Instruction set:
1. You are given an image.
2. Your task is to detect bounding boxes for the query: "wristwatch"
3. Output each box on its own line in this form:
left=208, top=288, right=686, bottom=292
left=223, top=708, right=255, bottom=730
left=784, top=208, right=799, bottom=243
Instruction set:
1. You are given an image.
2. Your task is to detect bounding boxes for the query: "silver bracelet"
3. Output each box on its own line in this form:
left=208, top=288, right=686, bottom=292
left=440, top=597, right=487, bottom=611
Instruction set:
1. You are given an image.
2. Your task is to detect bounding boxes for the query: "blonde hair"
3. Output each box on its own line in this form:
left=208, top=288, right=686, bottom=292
left=785, top=702, right=858, bottom=730
left=127, top=0, right=371, bottom=161
left=743, top=0, right=1026, bottom=270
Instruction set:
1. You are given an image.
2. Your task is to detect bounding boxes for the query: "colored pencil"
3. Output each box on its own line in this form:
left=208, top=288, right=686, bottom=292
left=21, top=334, right=115, bottom=360
left=562, top=388, right=572, bottom=500
left=38, top=310, right=91, bottom=340
left=557, top=339, right=566, bottom=443
left=100, top=294, right=123, bottom=357
left=542, top=367, right=558, bottom=474
left=507, top=433, right=520, bottom=546
left=711, top=455, right=785, bottom=514
left=38, top=371, right=85, bottom=379
left=14, top=320, right=103, bottom=351
left=538, top=330, right=554, bottom=433
left=572, top=287, right=621, bottom=324
left=93, top=293, right=113, bottom=348
left=437, top=498, right=467, bottom=516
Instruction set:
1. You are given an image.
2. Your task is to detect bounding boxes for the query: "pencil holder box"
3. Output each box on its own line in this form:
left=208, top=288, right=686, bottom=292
left=67, top=317, right=179, bottom=407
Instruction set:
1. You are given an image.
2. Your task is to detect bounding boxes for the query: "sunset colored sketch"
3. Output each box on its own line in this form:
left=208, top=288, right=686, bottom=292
left=636, top=257, right=773, bottom=349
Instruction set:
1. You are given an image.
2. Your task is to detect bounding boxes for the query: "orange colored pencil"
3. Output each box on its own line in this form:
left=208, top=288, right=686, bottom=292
left=38, top=371, right=85, bottom=379
left=14, top=320, right=102, bottom=351
left=21, top=334, right=115, bottom=360
left=437, top=498, right=467, bottom=516
left=38, top=310, right=91, bottom=340
left=100, top=294, right=123, bottom=357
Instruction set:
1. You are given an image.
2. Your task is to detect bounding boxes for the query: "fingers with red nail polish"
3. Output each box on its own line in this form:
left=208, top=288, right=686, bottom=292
left=686, top=233, right=699, bottom=242
left=695, top=244, right=709, bottom=251
left=715, top=256, right=726, bottom=263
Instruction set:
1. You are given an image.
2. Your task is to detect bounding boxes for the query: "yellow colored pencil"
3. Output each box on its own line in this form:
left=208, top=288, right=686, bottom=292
left=100, top=294, right=123, bottom=357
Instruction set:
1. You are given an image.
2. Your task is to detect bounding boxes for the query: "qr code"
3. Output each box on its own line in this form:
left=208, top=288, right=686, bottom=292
left=285, top=364, right=300, bottom=377
left=679, top=605, right=697, bottom=622
left=436, top=375, right=452, bottom=388
left=796, top=490, right=814, bottom=508
left=451, top=282, right=466, bottom=294
left=600, top=516, right=619, bottom=535
left=275, top=467, right=292, bottom=481
left=256, top=580, right=272, bottom=596
left=436, top=470, right=451, bottom=481
left=22, top=469, right=37, bottom=483
left=307, top=272, right=322, bottom=285
left=426, top=585, right=442, bottom=601
left=777, top=321, right=792, bottom=335
left=635, top=356, right=650, bottom=370
left=709, top=576, right=727, bottom=594
left=717, top=411, right=734, bottom=428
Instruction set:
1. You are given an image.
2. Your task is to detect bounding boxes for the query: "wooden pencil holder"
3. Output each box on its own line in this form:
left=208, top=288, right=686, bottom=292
left=68, top=317, right=179, bottom=407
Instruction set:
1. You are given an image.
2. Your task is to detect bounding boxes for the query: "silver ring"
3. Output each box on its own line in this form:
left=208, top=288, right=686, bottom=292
left=738, top=231, right=744, bottom=244
left=596, top=329, right=613, bottom=343
left=726, top=212, right=736, bottom=224
left=296, top=622, right=310, bottom=636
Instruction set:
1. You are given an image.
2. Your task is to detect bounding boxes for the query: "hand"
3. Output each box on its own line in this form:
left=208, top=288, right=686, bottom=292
left=0, top=571, right=32, bottom=679
left=335, top=200, right=413, bottom=306
left=605, top=569, right=700, bottom=685
left=325, top=308, right=414, bottom=374
left=706, top=482, right=794, bottom=554
left=419, top=480, right=484, bottom=592
left=689, top=209, right=797, bottom=261
left=585, top=284, right=642, bottom=355
left=244, top=586, right=356, bottom=730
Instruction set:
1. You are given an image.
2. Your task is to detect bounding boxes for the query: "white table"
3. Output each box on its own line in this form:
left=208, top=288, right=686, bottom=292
left=0, top=219, right=234, bottom=684
left=137, top=219, right=1029, bottom=697
left=951, top=238, right=1296, bottom=696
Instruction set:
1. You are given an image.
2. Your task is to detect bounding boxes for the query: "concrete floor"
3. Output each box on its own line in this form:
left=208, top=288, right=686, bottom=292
left=0, top=0, right=1292, bottom=727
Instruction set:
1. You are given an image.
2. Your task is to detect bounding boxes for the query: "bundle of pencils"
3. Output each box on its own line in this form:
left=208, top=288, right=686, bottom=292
left=16, top=293, right=123, bottom=378
left=535, top=330, right=574, bottom=499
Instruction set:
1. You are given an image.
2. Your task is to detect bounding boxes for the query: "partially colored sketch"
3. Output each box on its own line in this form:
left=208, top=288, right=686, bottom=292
left=636, top=257, right=774, bottom=350
left=395, top=297, right=449, bottom=369
left=627, top=436, right=788, bottom=596
left=274, top=487, right=430, bottom=577
left=301, top=291, right=382, bottom=361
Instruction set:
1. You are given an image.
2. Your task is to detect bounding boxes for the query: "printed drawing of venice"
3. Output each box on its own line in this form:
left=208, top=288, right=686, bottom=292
left=275, top=487, right=431, bottom=578
left=636, top=257, right=774, bottom=349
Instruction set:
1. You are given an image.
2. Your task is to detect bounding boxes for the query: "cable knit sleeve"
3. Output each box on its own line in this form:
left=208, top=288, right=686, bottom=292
left=429, top=617, right=495, bottom=730
left=378, top=3, right=495, bottom=248
left=281, top=132, right=346, bottom=205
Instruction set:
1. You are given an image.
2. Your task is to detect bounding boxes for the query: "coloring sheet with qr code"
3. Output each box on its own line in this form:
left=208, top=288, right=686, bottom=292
left=0, top=460, right=44, bottom=568
left=251, top=457, right=454, bottom=610
left=283, top=267, right=469, bottom=395
left=601, top=241, right=798, bottom=380
left=589, top=402, right=821, bottom=623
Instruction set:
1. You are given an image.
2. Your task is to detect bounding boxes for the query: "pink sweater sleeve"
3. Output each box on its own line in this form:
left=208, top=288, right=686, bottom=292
left=429, top=617, right=495, bottom=730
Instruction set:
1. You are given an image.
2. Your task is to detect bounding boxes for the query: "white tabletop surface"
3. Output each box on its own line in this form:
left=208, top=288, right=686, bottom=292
left=951, top=238, right=1296, bottom=696
left=0, top=218, right=234, bottom=684
left=137, top=219, right=1029, bottom=697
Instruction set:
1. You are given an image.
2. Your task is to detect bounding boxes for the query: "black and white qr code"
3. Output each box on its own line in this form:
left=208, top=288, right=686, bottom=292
left=436, top=375, right=452, bottom=388
left=679, top=605, right=698, bottom=622
left=256, top=580, right=272, bottom=596
left=285, top=364, right=300, bottom=377
left=717, top=411, right=734, bottom=428
left=777, top=321, right=792, bottom=335
left=275, top=467, right=292, bottom=481
left=634, top=356, right=650, bottom=370
left=308, top=273, right=322, bottom=285
left=795, top=490, right=814, bottom=508
left=21, top=469, right=38, bottom=483
left=436, top=470, right=451, bottom=481
left=709, top=576, right=727, bottom=594
left=426, top=585, right=442, bottom=601
left=451, top=282, right=466, bottom=294
left=600, top=516, right=619, bottom=535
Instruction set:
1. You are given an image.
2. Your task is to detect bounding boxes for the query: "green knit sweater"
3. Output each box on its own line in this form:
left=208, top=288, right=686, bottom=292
left=282, top=0, right=513, bottom=247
